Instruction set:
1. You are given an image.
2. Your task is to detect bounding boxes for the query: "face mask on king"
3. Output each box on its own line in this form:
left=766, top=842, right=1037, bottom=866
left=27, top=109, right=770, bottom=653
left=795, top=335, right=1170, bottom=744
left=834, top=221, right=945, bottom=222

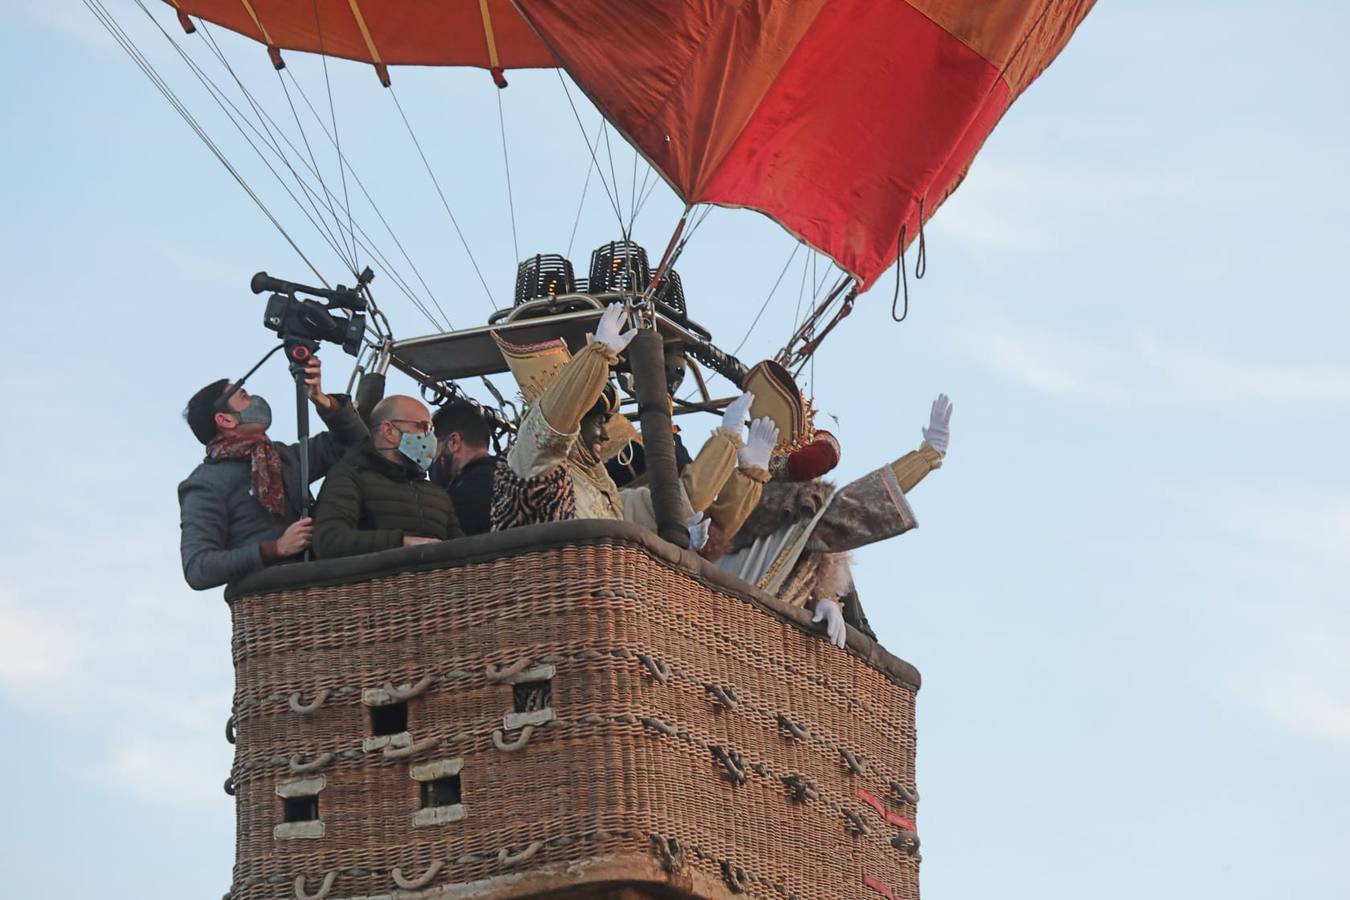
left=396, top=429, right=437, bottom=472
left=235, top=395, right=272, bottom=429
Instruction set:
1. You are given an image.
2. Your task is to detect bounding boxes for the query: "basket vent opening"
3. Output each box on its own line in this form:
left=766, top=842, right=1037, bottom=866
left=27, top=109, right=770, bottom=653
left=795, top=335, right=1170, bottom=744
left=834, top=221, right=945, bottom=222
left=370, top=701, right=408, bottom=736
left=282, top=795, right=319, bottom=823
left=421, top=775, right=462, bottom=809
left=513, top=680, right=552, bottom=713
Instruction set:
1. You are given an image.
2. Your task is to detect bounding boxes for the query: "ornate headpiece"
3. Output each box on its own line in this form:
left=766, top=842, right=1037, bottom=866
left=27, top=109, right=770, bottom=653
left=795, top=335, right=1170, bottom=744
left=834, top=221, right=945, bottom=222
left=742, top=359, right=814, bottom=453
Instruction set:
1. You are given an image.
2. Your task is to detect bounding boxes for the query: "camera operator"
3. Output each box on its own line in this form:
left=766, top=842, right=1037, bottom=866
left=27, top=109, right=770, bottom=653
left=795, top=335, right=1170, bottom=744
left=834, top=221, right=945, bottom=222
left=178, top=356, right=369, bottom=590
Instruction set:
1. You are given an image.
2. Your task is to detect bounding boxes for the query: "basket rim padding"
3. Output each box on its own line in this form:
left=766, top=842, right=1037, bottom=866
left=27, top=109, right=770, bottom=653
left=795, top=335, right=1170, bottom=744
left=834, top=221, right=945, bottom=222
left=225, top=519, right=921, bottom=691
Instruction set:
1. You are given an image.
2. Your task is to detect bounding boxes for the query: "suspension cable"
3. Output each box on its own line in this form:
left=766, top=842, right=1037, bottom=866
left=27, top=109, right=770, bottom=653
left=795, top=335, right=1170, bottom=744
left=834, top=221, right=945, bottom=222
left=142, top=8, right=358, bottom=277
left=193, top=18, right=449, bottom=332
left=733, top=243, right=801, bottom=355
left=282, top=69, right=452, bottom=331
left=389, top=86, right=498, bottom=310
left=600, top=124, right=625, bottom=238
left=495, top=89, right=520, bottom=263
left=556, top=71, right=625, bottom=232
left=566, top=117, right=603, bottom=258
left=89, top=0, right=329, bottom=285
left=310, top=0, right=359, bottom=271
left=192, top=22, right=355, bottom=274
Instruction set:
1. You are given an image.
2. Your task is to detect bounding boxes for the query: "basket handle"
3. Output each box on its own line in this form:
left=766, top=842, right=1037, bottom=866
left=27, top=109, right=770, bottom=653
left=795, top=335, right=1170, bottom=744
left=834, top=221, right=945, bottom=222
left=383, top=737, right=440, bottom=760
left=484, top=658, right=532, bottom=683
left=391, top=860, right=443, bottom=890
left=288, top=689, right=330, bottom=715
left=497, top=840, right=543, bottom=867
left=492, top=725, right=536, bottom=752
left=382, top=674, right=435, bottom=702
left=293, top=871, right=337, bottom=900
left=288, top=752, right=333, bottom=774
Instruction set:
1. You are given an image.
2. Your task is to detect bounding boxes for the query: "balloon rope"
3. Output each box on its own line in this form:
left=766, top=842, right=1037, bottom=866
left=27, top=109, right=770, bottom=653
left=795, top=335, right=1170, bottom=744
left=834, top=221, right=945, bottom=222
left=495, top=89, right=520, bottom=263
left=88, top=0, right=330, bottom=286
left=388, top=86, right=499, bottom=311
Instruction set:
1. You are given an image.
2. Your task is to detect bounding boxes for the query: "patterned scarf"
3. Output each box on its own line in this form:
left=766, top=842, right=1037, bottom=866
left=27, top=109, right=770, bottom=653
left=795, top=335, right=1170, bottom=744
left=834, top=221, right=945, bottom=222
left=207, top=433, right=287, bottom=517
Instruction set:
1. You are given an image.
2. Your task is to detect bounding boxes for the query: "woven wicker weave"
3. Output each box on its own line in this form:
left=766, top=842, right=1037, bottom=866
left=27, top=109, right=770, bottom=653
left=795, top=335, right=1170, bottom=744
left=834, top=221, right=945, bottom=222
left=226, top=523, right=921, bottom=900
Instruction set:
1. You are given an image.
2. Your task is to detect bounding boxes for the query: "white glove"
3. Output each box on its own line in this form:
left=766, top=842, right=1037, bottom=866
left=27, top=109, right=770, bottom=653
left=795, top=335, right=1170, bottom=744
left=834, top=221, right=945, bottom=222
left=738, top=416, right=779, bottom=471
left=811, top=598, right=846, bottom=648
left=685, top=512, right=710, bottom=551
left=720, top=391, right=754, bottom=437
left=595, top=303, right=639, bottom=354
left=921, top=393, right=953, bottom=457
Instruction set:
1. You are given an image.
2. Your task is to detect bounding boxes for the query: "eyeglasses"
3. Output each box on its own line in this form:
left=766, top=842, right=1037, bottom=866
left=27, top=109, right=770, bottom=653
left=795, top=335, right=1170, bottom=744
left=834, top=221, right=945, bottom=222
left=387, top=418, right=434, bottom=435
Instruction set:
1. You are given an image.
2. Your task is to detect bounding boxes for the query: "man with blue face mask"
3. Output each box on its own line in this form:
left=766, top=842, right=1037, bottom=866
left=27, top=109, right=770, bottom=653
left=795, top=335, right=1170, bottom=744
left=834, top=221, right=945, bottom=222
left=178, top=357, right=369, bottom=590
left=311, top=394, right=464, bottom=559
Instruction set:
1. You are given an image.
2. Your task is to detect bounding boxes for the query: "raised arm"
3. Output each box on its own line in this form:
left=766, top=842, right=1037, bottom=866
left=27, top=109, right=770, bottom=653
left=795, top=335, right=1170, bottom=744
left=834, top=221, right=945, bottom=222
left=679, top=393, right=755, bottom=512
left=811, top=394, right=951, bottom=552
left=705, top=415, right=778, bottom=536
left=508, top=305, right=635, bottom=479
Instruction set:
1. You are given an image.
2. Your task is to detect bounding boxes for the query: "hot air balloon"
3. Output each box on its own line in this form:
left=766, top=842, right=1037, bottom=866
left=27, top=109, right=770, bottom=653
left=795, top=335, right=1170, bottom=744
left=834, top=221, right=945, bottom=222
left=90, top=2, right=1095, bottom=898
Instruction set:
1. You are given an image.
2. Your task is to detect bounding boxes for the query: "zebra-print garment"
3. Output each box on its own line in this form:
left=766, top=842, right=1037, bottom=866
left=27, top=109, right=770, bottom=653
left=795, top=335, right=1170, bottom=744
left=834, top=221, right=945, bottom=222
left=490, top=457, right=576, bottom=531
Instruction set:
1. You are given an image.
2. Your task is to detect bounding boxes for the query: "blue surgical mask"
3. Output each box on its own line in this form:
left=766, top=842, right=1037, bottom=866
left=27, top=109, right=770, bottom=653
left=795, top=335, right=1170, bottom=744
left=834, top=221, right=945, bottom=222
left=396, top=429, right=437, bottom=472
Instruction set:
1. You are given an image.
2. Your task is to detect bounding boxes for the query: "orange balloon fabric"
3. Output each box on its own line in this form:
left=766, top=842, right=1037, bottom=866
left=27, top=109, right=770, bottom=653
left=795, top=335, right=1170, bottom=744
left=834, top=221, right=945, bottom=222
left=164, top=0, right=1094, bottom=290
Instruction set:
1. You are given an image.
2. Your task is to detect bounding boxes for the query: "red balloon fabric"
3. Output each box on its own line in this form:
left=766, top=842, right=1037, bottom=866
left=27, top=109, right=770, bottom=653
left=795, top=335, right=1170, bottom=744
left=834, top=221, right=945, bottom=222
left=165, top=0, right=1094, bottom=290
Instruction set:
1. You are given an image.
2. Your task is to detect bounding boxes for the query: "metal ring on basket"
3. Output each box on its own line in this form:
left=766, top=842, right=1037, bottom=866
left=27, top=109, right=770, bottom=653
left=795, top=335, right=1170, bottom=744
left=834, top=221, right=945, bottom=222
left=225, top=714, right=236, bottom=745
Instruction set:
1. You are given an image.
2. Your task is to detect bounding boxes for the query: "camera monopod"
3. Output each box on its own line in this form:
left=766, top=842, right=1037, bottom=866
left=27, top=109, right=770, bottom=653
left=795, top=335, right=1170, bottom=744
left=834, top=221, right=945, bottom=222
left=220, top=339, right=321, bottom=557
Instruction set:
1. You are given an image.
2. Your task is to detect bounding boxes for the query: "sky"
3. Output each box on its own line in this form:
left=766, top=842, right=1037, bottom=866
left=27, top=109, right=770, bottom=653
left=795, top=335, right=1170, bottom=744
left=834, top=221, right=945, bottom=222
left=0, top=1, right=1347, bottom=897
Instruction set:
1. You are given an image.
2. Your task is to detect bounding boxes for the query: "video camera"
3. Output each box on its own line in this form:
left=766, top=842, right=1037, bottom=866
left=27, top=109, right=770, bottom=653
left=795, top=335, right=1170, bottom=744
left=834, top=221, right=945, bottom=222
left=252, top=269, right=370, bottom=361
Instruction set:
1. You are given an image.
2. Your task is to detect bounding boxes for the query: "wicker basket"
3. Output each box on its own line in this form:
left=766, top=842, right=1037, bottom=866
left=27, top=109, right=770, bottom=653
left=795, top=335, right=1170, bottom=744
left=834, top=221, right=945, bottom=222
left=225, top=522, right=921, bottom=900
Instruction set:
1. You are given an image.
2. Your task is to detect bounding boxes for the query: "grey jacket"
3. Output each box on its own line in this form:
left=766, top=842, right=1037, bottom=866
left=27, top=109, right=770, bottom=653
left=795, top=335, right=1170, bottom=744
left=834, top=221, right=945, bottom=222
left=177, top=395, right=367, bottom=591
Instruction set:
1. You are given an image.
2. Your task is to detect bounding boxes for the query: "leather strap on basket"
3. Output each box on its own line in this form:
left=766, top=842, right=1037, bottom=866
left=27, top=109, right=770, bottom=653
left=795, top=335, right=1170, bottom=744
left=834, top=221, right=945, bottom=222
left=293, top=871, right=337, bottom=900
left=497, top=840, right=542, bottom=868
left=391, top=860, right=443, bottom=890
left=382, top=675, right=435, bottom=702
left=492, top=725, right=535, bottom=752
left=288, top=752, right=333, bottom=774
left=288, top=689, right=329, bottom=715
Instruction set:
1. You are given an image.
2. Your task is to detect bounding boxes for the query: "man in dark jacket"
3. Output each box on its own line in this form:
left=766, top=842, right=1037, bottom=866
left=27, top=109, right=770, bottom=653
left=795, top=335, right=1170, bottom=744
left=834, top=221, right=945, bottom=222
left=312, top=395, right=464, bottom=558
left=429, top=399, right=497, bottom=536
left=178, top=357, right=368, bottom=590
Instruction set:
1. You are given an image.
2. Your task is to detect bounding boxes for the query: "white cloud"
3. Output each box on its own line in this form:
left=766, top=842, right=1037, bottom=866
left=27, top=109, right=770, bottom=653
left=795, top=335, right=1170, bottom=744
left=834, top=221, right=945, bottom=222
left=954, top=315, right=1350, bottom=411
left=0, top=525, right=233, bottom=810
left=933, top=158, right=1204, bottom=253
left=1158, top=479, right=1350, bottom=749
left=1266, top=678, right=1350, bottom=745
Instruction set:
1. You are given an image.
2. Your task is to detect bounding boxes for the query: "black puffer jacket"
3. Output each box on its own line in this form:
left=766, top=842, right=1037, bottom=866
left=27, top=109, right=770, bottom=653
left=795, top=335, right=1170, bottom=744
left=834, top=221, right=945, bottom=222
left=312, top=445, right=463, bottom=559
